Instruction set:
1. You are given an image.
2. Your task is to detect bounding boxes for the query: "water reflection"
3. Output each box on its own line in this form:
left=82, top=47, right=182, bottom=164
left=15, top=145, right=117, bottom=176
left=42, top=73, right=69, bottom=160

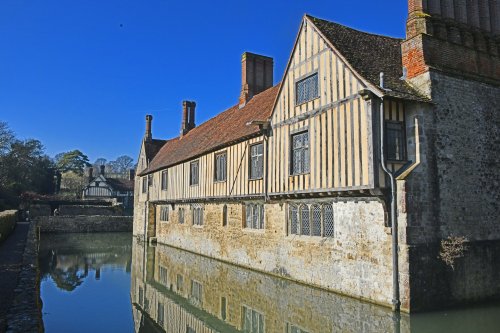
left=39, top=233, right=134, bottom=333
left=131, top=241, right=407, bottom=333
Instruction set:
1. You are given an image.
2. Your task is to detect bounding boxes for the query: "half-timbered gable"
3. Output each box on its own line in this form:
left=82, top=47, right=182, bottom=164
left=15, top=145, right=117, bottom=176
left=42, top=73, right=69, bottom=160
left=268, top=15, right=425, bottom=196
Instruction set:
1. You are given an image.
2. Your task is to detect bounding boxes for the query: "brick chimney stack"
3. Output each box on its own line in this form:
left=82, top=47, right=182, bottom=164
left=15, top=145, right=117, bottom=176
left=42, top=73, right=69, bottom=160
left=181, top=101, right=196, bottom=136
left=402, top=0, right=500, bottom=83
left=239, top=52, right=274, bottom=108
left=145, top=115, right=153, bottom=142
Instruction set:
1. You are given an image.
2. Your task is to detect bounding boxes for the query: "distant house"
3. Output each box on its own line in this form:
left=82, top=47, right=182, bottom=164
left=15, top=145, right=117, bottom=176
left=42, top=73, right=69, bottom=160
left=83, top=165, right=135, bottom=209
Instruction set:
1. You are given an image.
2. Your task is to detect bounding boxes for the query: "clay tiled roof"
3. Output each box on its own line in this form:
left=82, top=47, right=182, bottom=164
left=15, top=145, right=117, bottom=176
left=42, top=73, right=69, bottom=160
left=139, top=85, right=280, bottom=175
left=107, top=178, right=135, bottom=192
left=144, top=139, right=167, bottom=162
left=307, top=15, right=428, bottom=102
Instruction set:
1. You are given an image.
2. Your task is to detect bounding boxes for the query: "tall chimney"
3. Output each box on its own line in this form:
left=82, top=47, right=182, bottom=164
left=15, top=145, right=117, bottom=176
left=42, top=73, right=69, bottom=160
left=128, top=169, right=135, bottom=181
left=145, top=115, right=153, bottom=142
left=180, top=101, right=196, bottom=136
left=239, top=52, right=274, bottom=108
left=100, top=165, right=105, bottom=176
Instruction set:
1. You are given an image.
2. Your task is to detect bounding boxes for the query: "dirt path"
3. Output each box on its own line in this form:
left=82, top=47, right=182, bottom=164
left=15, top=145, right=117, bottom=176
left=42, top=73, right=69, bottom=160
left=0, top=222, right=29, bottom=333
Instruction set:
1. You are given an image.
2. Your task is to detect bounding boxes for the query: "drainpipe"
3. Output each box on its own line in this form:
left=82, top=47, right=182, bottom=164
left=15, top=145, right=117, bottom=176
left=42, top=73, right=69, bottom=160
left=379, top=96, right=400, bottom=312
left=246, top=120, right=271, bottom=202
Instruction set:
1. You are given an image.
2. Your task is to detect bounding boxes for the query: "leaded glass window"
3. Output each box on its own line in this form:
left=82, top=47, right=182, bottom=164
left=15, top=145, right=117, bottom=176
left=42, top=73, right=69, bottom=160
left=242, top=305, right=265, bottom=333
left=300, top=205, right=310, bottom=235
left=245, top=203, right=264, bottom=229
left=324, top=204, right=334, bottom=237
left=386, top=121, right=405, bottom=161
left=190, top=280, right=203, bottom=307
left=289, top=205, right=298, bottom=235
left=312, top=205, right=322, bottom=236
left=250, top=143, right=264, bottom=179
left=291, top=131, right=310, bottom=175
left=190, top=160, right=199, bottom=185
left=160, top=206, right=169, bottom=222
left=159, top=266, right=168, bottom=286
left=296, top=73, right=319, bottom=105
left=192, top=205, right=203, bottom=226
left=215, top=152, right=227, bottom=182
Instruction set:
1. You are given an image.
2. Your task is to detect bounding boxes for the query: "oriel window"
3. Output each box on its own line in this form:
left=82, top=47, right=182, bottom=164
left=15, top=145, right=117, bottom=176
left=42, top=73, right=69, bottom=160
left=291, top=131, right=310, bottom=175
left=386, top=121, right=406, bottom=161
left=296, top=73, right=319, bottom=105
left=250, top=143, right=264, bottom=179
left=190, top=160, right=199, bottom=186
left=214, top=152, right=227, bottom=182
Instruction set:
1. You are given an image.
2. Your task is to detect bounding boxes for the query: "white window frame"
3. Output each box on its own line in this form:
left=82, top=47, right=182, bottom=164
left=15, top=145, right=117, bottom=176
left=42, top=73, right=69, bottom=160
left=245, top=203, right=264, bottom=230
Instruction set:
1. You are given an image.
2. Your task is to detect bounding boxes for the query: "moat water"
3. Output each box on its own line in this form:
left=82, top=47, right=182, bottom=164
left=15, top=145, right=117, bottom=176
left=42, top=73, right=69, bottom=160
left=39, top=233, right=500, bottom=332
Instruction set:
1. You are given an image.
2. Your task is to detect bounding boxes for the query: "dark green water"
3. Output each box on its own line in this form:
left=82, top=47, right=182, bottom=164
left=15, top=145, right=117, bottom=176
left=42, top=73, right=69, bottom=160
left=39, top=233, right=500, bottom=332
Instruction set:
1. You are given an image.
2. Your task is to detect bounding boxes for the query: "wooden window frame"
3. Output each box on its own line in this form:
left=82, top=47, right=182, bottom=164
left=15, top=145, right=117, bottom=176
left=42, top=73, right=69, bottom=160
left=249, top=142, right=264, bottom=180
left=161, top=170, right=168, bottom=191
left=290, top=131, right=310, bottom=175
left=295, top=72, right=320, bottom=106
left=214, top=151, right=227, bottom=183
left=190, top=160, right=200, bottom=186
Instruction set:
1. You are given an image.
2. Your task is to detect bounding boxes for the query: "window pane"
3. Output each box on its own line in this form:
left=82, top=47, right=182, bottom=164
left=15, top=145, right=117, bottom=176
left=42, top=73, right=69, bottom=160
left=290, top=205, right=298, bottom=235
left=324, top=204, right=334, bottom=237
left=312, top=205, right=322, bottom=236
left=301, top=205, right=310, bottom=235
left=296, top=73, right=319, bottom=104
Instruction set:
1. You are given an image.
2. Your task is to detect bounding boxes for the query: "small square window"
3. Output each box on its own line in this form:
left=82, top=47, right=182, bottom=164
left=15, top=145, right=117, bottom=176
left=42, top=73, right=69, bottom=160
left=296, top=73, right=319, bottom=105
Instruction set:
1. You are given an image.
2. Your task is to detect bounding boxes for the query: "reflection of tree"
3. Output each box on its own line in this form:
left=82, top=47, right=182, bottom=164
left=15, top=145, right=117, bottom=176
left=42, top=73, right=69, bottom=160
left=50, top=267, right=85, bottom=292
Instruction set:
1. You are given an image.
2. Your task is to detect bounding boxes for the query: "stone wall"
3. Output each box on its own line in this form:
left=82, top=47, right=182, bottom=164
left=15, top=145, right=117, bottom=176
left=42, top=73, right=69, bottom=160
left=59, top=204, right=123, bottom=216
left=150, top=198, right=395, bottom=308
left=0, top=210, right=17, bottom=243
left=403, top=70, right=500, bottom=311
left=37, top=216, right=132, bottom=233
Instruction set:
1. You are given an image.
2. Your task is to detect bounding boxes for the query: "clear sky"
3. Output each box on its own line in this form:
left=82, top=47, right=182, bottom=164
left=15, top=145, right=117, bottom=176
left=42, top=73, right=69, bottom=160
left=0, top=0, right=408, bottom=163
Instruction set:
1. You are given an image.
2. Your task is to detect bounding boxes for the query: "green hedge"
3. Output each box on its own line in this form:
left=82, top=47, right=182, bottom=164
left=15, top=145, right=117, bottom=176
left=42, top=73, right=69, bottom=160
left=0, top=210, right=17, bottom=243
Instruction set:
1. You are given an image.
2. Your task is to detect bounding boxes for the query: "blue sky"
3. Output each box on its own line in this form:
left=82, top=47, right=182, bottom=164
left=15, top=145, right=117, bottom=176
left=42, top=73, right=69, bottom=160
left=0, top=0, right=408, bottom=163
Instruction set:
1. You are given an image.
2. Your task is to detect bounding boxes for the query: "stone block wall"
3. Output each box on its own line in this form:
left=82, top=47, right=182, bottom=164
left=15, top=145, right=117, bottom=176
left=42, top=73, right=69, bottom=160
left=59, top=204, right=123, bottom=216
left=0, top=210, right=17, bottom=243
left=402, top=70, right=500, bottom=311
left=37, top=215, right=132, bottom=233
left=151, top=198, right=395, bottom=308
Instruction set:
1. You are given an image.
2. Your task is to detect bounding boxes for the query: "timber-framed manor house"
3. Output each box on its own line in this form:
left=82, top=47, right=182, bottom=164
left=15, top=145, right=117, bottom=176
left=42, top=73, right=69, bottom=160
left=134, top=1, right=500, bottom=313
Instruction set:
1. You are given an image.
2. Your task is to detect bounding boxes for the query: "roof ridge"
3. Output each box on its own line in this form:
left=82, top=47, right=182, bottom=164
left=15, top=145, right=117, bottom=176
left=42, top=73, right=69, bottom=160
left=305, top=14, right=403, bottom=42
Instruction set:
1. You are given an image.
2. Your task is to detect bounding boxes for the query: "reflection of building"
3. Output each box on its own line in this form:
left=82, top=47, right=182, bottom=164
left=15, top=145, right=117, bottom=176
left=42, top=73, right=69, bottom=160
left=39, top=233, right=132, bottom=291
left=83, top=166, right=135, bottom=209
left=134, top=3, right=500, bottom=312
left=131, top=242, right=405, bottom=333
